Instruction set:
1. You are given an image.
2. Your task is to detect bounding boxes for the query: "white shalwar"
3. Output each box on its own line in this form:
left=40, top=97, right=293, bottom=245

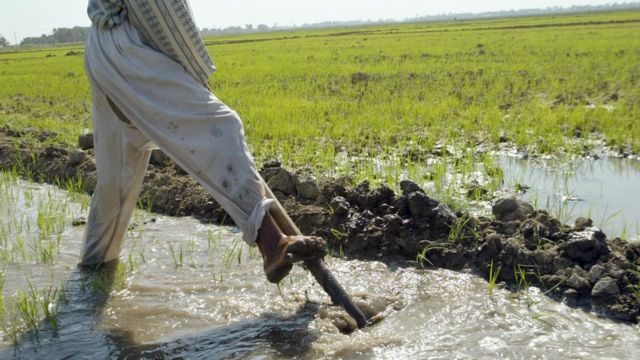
left=81, top=20, right=273, bottom=265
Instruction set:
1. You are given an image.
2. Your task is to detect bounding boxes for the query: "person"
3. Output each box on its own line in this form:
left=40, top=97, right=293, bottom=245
left=81, top=0, right=324, bottom=283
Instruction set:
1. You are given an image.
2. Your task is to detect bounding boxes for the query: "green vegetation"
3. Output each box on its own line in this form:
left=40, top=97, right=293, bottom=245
left=1, top=11, right=639, bottom=190
left=487, top=259, right=501, bottom=295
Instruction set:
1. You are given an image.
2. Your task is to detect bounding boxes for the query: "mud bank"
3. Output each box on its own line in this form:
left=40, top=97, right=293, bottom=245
left=1, top=126, right=638, bottom=323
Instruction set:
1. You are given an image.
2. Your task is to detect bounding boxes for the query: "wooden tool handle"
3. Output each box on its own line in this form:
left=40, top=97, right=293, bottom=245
left=260, top=175, right=369, bottom=328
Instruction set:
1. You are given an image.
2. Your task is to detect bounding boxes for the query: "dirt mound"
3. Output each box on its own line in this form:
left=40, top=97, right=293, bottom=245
left=0, top=126, right=638, bottom=323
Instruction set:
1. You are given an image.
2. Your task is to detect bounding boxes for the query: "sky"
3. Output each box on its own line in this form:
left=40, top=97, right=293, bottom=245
left=0, top=0, right=623, bottom=44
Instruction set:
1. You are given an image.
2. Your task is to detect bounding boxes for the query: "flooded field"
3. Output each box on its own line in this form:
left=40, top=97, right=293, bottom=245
left=497, top=155, right=640, bottom=241
left=1, top=173, right=639, bottom=359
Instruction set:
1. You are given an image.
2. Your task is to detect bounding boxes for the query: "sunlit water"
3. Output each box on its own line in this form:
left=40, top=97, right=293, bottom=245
left=0, top=175, right=639, bottom=359
left=497, top=155, right=640, bottom=241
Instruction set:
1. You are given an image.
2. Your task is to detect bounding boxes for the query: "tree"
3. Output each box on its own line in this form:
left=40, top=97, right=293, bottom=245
left=0, top=35, right=9, bottom=48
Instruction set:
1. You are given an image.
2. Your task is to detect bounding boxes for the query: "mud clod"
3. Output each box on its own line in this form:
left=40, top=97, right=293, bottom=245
left=574, top=217, right=594, bottom=231
left=592, top=277, right=620, bottom=300
left=78, top=133, right=94, bottom=150
left=296, top=178, right=321, bottom=200
left=492, top=197, right=534, bottom=222
left=400, top=179, right=423, bottom=195
left=407, top=191, right=439, bottom=217
left=562, top=227, right=609, bottom=263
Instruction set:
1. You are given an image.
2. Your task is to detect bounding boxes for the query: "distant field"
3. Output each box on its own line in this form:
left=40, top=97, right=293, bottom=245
left=1, top=10, right=639, bottom=186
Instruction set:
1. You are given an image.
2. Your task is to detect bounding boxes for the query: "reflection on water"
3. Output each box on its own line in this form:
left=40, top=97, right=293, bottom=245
left=1, top=176, right=639, bottom=359
left=497, top=155, right=640, bottom=241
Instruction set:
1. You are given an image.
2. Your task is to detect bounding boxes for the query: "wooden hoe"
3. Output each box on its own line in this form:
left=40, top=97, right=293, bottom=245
left=260, top=177, right=372, bottom=329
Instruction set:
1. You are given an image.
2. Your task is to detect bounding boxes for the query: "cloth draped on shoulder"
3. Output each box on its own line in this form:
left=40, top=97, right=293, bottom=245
left=87, top=0, right=215, bottom=86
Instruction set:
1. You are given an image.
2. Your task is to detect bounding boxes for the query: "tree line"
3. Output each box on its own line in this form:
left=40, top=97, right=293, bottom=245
left=3, top=2, right=639, bottom=47
left=19, top=27, right=90, bottom=46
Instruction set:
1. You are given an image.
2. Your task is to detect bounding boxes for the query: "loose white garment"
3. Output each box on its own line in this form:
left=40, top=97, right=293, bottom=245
left=87, top=0, right=215, bottom=87
left=81, top=21, right=272, bottom=265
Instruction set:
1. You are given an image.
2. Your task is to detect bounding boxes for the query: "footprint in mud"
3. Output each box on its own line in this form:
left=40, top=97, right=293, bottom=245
left=314, top=292, right=406, bottom=334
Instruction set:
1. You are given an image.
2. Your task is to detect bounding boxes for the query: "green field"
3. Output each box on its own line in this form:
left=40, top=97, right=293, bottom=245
left=1, top=10, right=639, bottom=195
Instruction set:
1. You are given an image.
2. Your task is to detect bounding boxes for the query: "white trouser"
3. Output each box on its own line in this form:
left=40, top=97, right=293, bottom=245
left=80, top=22, right=273, bottom=265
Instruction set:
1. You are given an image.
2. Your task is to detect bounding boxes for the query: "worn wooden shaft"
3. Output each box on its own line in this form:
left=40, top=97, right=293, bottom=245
left=260, top=176, right=369, bottom=328
left=303, top=257, right=368, bottom=328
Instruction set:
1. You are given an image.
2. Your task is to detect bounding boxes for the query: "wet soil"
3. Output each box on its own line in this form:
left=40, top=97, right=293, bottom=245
left=1, top=126, right=638, bottom=324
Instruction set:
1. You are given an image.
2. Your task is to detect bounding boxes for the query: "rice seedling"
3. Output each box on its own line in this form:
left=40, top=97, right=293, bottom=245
left=113, top=263, right=127, bottom=291
left=514, top=265, right=530, bottom=292
left=126, top=253, right=138, bottom=273
left=415, top=245, right=434, bottom=269
left=205, top=226, right=220, bottom=250
left=487, top=260, right=501, bottom=296
left=169, top=242, right=185, bottom=267
left=222, top=240, right=242, bottom=267
left=10, top=282, right=64, bottom=334
left=448, top=216, right=479, bottom=243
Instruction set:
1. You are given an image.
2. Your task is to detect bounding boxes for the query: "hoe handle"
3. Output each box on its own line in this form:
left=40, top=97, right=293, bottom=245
left=303, top=257, right=368, bottom=329
left=260, top=175, right=369, bottom=329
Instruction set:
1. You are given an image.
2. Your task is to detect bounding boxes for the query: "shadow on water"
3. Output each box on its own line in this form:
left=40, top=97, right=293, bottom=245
left=1, top=261, right=320, bottom=359
left=121, top=303, right=320, bottom=359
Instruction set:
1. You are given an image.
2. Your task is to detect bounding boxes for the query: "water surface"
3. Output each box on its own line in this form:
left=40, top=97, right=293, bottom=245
left=0, top=175, right=639, bottom=359
left=497, top=155, right=640, bottom=241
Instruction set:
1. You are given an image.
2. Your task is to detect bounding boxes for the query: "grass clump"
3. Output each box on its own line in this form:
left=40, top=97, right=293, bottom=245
left=487, top=259, right=501, bottom=296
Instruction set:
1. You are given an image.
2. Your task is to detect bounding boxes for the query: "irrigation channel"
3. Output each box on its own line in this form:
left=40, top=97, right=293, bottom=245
left=0, top=165, right=639, bottom=359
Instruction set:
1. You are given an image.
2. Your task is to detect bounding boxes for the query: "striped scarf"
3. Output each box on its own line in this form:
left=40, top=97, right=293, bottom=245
left=87, top=0, right=215, bottom=86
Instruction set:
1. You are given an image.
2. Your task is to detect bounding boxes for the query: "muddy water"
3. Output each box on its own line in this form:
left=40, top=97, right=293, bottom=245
left=1, top=177, right=639, bottom=359
left=497, top=155, right=640, bottom=241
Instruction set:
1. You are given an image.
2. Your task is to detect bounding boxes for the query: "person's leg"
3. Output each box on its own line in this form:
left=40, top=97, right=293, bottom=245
left=80, top=75, right=154, bottom=265
left=84, top=23, right=324, bottom=281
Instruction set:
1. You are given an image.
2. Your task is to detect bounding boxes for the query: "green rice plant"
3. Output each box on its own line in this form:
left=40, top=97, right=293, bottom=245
left=126, top=253, right=138, bottom=273
left=236, top=244, right=243, bottom=265
left=514, top=265, right=530, bottom=292
left=14, top=289, right=40, bottom=333
left=5, top=282, right=67, bottom=334
left=448, top=216, right=479, bottom=243
left=91, top=272, right=110, bottom=295
left=487, top=259, right=501, bottom=296
left=138, top=243, right=147, bottom=264
left=168, top=242, right=184, bottom=267
left=206, top=227, right=220, bottom=250
left=59, top=176, right=90, bottom=210
left=37, top=284, right=62, bottom=329
left=329, top=228, right=348, bottom=241
left=114, top=263, right=127, bottom=291
left=620, top=221, right=628, bottom=240
left=514, top=264, right=541, bottom=308
left=416, top=245, right=434, bottom=269
left=222, top=240, right=242, bottom=267
left=247, top=243, right=258, bottom=260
